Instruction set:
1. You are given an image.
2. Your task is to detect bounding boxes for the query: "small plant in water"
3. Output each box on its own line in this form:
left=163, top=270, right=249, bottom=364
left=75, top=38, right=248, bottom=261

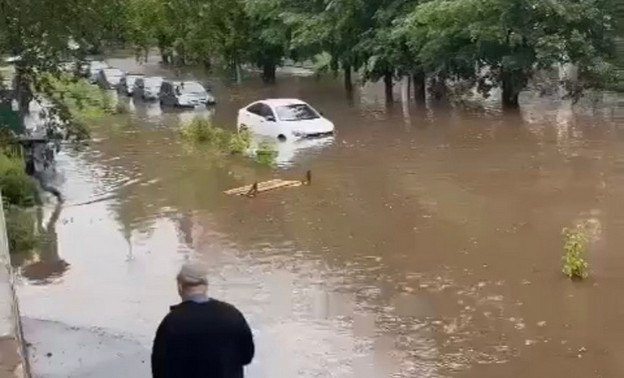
left=228, top=129, right=251, bottom=155
left=180, top=117, right=253, bottom=156
left=562, top=226, right=589, bottom=279
left=255, top=140, right=277, bottom=166
left=114, top=101, right=130, bottom=115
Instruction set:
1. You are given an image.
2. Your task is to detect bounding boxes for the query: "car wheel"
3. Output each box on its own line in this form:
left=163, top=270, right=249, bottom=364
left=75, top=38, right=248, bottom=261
left=277, top=134, right=287, bottom=142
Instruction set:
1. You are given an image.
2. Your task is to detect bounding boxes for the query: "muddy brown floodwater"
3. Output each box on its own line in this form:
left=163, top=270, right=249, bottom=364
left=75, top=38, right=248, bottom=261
left=13, top=52, right=624, bottom=377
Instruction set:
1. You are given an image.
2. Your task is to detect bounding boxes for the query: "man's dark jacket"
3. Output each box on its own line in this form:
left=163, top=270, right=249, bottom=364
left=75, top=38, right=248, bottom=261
left=151, top=298, right=255, bottom=378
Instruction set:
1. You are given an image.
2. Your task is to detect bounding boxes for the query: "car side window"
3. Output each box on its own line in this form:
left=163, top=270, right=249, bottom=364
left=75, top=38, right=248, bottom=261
left=247, top=103, right=263, bottom=116
left=260, top=104, right=275, bottom=119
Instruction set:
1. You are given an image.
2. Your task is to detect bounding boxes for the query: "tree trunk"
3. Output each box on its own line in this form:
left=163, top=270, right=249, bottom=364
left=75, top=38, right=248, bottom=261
left=202, top=58, right=212, bottom=71
left=159, top=48, right=170, bottom=64
left=235, top=61, right=243, bottom=84
left=262, top=63, right=277, bottom=84
left=343, top=65, right=353, bottom=93
left=430, top=76, right=447, bottom=101
left=384, top=71, right=393, bottom=103
left=502, top=70, right=520, bottom=109
left=412, top=70, right=426, bottom=105
left=15, top=66, right=32, bottom=132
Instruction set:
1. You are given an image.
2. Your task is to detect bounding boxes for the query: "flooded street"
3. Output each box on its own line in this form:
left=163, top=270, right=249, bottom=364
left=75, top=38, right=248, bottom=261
left=14, top=53, right=624, bottom=377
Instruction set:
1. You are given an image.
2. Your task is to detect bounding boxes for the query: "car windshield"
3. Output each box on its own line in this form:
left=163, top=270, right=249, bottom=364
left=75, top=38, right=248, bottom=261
left=275, top=104, right=320, bottom=121
left=177, top=82, right=206, bottom=95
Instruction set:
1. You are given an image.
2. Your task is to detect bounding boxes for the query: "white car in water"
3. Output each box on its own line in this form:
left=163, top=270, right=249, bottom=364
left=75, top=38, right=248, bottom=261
left=236, top=99, right=334, bottom=141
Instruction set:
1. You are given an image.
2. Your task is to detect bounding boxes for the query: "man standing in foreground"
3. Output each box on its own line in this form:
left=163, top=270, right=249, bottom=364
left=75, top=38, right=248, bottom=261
left=152, top=262, right=255, bottom=378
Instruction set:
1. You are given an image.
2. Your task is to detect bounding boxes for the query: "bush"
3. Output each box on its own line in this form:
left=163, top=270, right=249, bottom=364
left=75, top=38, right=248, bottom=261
left=228, top=129, right=251, bottom=154
left=562, top=226, right=589, bottom=279
left=180, top=117, right=251, bottom=155
left=0, top=152, right=39, bottom=255
left=0, top=153, right=37, bottom=207
left=114, top=101, right=130, bottom=115
left=255, top=140, right=277, bottom=166
left=4, top=205, right=36, bottom=254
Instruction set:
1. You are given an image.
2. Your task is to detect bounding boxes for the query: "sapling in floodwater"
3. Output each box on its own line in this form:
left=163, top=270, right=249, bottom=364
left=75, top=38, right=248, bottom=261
left=562, top=226, right=589, bottom=279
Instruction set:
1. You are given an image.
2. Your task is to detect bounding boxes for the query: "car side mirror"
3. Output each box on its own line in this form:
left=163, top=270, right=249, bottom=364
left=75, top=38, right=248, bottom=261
left=265, top=115, right=276, bottom=122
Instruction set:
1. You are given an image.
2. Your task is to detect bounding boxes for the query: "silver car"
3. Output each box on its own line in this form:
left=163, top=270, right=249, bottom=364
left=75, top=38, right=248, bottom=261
left=97, top=68, right=125, bottom=90
left=159, top=81, right=215, bottom=108
left=134, top=76, right=164, bottom=101
left=86, top=61, right=110, bottom=84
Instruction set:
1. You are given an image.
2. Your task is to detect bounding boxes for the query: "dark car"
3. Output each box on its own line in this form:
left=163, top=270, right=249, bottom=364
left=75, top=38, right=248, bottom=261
left=97, top=68, right=125, bottom=90
left=133, top=76, right=164, bottom=101
left=118, top=73, right=144, bottom=96
left=86, top=60, right=110, bottom=84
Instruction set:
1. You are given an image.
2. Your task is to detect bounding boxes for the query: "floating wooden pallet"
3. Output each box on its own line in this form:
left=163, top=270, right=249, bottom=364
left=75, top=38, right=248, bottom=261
left=224, top=171, right=311, bottom=197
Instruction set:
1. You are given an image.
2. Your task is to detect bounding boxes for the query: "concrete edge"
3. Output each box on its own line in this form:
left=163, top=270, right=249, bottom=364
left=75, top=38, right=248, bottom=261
left=0, top=198, right=30, bottom=378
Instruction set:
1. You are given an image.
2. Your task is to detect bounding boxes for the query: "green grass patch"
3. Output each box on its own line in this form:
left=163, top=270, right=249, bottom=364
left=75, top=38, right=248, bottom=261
left=562, top=226, right=589, bottom=280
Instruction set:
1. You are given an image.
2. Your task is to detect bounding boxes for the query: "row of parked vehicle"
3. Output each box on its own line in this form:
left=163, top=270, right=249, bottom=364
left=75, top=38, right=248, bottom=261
left=78, top=60, right=216, bottom=108
left=62, top=59, right=336, bottom=141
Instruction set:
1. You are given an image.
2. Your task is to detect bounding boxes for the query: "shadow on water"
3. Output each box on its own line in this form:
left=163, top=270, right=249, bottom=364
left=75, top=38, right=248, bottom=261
left=14, top=52, right=624, bottom=377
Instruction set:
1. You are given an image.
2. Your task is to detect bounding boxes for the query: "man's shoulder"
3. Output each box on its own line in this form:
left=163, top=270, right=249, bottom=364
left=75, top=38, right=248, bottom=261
left=170, top=298, right=242, bottom=315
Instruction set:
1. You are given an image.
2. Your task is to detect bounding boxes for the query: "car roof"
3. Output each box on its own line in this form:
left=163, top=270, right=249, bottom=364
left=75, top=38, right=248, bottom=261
left=258, top=98, right=307, bottom=107
left=103, top=68, right=123, bottom=74
left=126, top=73, right=144, bottom=77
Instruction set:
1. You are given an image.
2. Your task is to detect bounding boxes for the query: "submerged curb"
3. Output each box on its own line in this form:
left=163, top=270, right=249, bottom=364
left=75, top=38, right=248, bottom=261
left=0, top=198, right=29, bottom=378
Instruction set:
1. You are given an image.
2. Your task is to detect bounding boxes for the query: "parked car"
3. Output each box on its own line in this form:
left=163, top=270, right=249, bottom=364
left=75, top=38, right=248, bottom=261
left=86, top=61, right=110, bottom=84
left=159, top=80, right=215, bottom=107
left=118, top=73, right=144, bottom=96
left=236, top=99, right=334, bottom=141
left=133, top=76, right=163, bottom=101
left=97, top=68, right=125, bottom=89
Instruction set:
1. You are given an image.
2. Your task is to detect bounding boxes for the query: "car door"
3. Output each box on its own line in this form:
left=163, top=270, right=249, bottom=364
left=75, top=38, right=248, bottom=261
left=258, top=104, right=278, bottom=137
left=159, top=82, right=170, bottom=105
left=241, top=103, right=264, bottom=133
left=118, top=77, right=126, bottom=93
left=134, top=78, right=143, bottom=97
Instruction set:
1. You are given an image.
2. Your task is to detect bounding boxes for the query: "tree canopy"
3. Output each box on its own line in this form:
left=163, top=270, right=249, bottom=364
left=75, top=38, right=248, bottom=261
left=1, top=0, right=618, bottom=111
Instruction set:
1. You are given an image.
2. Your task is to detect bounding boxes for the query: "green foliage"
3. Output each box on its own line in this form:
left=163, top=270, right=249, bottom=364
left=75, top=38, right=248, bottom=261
left=254, top=140, right=277, bottom=166
left=0, top=153, right=37, bottom=207
left=229, top=129, right=251, bottom=155
left=0, top=150, right=39, bottom=255
left=4, top=205, right=36, bottom=254
left=562, top=226, right=589, bottom=279
left=400, top=0, right=615, bottom=105
left=42, top=74, right=115, bottom=138
left=179, top=117, right=251, bottom=155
